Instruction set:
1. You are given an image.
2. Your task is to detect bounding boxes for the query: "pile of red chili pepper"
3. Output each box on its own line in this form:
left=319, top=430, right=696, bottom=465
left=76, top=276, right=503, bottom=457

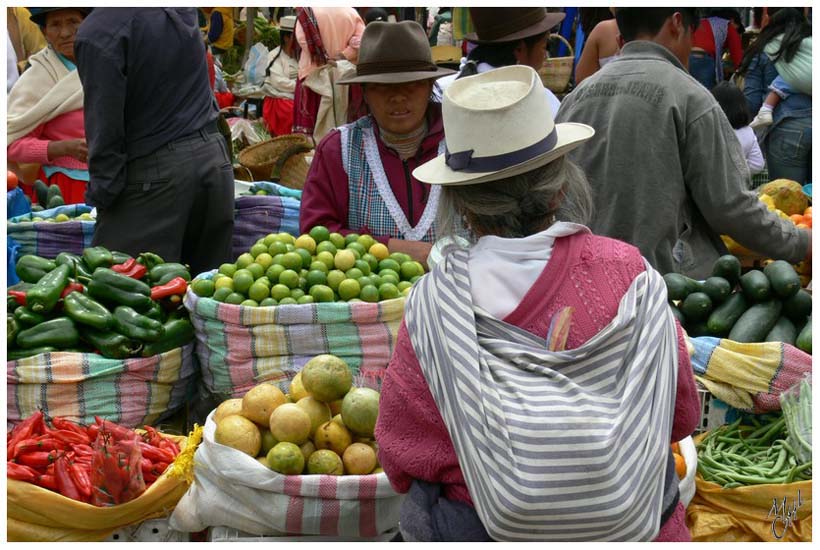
left=7, top=411, right=180, bottom=506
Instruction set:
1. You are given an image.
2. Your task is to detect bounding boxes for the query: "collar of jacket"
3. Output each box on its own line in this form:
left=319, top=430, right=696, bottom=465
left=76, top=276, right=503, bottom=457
left=619, top=40, right=687, bottom=73
left=369, top=102, right=445, bottom=160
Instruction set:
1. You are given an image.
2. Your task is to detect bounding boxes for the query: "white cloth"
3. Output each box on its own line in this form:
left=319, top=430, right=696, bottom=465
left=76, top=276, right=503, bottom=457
left=433, top=59, right=562, bottom=116
left=303, top=61, right=355, bottom=142
left=7, top=46, right=83, bottom=143
left=467, top=222, right=585, bottom=320
left=261, top=46, right=298, bottom=99
left=734, top=125, right=765, bottom=175
left=7, top=31, right=19, bottom=92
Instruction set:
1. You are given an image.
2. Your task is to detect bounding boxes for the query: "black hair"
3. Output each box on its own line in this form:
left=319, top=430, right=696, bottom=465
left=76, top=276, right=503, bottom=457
left=457, top=31, right=547, bottom=79
left=365, top=8, right=389, bottom=25
left=615, top=8, right=700, bottom=43
left=265, top=30, right=293, bottom=77
left=579, top=7, right=615, bottom=37
left=710, top=82, right=751, bottom=129
left=737, top=8, right=810, bottom=75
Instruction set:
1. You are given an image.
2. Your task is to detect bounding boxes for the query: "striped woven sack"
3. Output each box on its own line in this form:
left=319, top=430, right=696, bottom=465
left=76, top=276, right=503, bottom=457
left=7, top=204, right=94, bottom=258
left=232, top=181, right=301, bottom=259
left=7, top=343, right=197, bottom=429
left=168, top=413, right=404, bottom=537
left=184, top=274, right=404, bottom=400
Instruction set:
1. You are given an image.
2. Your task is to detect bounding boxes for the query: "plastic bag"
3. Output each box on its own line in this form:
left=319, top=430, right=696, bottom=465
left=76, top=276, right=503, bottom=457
left=780, top=374, right=811, bottom=466
left=90, top=423, right=146, bottom=507
left=244, top=42, right=270, bottom=86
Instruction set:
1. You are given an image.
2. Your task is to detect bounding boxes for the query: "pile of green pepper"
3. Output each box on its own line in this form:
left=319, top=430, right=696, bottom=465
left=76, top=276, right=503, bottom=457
left=7, top=247, right=195, bottom=360
left=696, top=413, right=812, bottom=488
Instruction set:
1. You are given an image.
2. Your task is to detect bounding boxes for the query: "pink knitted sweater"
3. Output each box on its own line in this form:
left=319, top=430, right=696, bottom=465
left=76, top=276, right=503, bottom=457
left=375, top=232, right=700, bottom=538
left=6, top=109, right=87, bottom=169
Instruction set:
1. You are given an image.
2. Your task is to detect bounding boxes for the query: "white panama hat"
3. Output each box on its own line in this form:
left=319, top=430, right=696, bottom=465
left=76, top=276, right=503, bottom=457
left=413, top=65, right=595, bottom=186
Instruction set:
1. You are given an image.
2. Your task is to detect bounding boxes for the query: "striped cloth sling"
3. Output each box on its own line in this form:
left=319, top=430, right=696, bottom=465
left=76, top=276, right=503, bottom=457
left=404, top=247, right=679, bottom=541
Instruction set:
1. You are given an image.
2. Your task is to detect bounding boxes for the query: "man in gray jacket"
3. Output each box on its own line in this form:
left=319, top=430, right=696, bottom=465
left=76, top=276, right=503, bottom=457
left=556, top=7, right=810, bottom=279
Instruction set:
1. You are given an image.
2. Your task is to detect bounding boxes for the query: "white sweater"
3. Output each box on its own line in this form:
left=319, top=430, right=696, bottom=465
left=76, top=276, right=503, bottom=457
left=734, top=125, right=765, bottom=175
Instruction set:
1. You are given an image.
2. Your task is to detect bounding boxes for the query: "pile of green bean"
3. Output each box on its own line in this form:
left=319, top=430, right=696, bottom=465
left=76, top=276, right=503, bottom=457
left=697, top=414, right=813, bottom=488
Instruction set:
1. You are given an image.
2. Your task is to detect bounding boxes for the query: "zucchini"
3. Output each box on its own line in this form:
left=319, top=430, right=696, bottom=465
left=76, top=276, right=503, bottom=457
left=701, top=277, right=732, bottom=304
left=739, top=270, right=772, bottom=302
left=45, top=184, right=62, bottom=207
left=685, top=320, right=711, bottom=338
left=711, top=255, right=742, bottom=286
left=764, top=316, right=798, bottom=345
left=706, top=292, right=749, bottom=335
left=782, top=289, right=812, bottom=323
left=763, top=260, right=801, bottom=299
left=669, top=303, right=686, bottom=325
left=680, top=292, right=713, bottom=322
left=34, top=179, right=49, bottom=206
left=795, top=316, right=811, bottom=354
left=663, top=273, right=702, bottom=301
left=728, top=300, right=782, bottom=343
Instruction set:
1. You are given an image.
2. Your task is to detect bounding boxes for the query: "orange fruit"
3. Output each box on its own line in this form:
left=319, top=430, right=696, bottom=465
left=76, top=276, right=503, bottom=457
left=670, top=441, right=680, bottom=454
left=796, top=223, right=810, bottom=230
left=673, top=452, right=686, bottom=479
left=790, top=214, right=805, bottom=225
left=805, top=206, right=812, bottom=217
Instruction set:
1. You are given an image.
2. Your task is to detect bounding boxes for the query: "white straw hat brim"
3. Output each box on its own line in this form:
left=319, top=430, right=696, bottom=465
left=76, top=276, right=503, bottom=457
left=413, top=122, right=595, bottom=186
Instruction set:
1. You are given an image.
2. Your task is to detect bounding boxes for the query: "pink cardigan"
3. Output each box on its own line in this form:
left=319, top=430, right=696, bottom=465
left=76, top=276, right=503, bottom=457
left=375, top=232, right=700, bottom=539
left=7, top=109, right=87, bottom=170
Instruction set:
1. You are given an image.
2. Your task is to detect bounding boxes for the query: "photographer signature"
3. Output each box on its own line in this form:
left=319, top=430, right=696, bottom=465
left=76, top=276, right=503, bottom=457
left=767, top=489, right=804, bottom=540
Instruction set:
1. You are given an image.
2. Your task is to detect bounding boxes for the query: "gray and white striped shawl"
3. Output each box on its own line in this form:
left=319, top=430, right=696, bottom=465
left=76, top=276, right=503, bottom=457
left=405, top=247, right=679, bottom=541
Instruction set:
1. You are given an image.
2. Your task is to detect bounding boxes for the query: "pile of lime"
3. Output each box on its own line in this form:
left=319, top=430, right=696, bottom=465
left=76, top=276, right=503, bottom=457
left=23, top=212, right=95, bottom=223
left=190, top=226, right=425, bottom=306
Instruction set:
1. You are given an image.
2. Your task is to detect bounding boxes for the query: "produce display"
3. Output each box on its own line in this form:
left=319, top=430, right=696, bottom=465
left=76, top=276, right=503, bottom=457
left=31, top=180, right=67, bottom=210
left=664, top=255, right=812, bottom=350
left=7, top=247, right=194, bottom=360
left=190, top=226, right=425, bottom=306
left=696, top=412, right=812, bottom=488
left=8, top=170, right=19, bottom=191
left=7, top=411, right=180, bottom=505
left=11, top=210, right=95, bottom=223
left=212, top=353, right=383, bottom=476
left=671, top=442, right=687, bottom=480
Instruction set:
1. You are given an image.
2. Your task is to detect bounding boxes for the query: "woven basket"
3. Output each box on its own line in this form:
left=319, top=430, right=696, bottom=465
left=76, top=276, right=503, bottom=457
left=275, top=150, right=312, bottom=191
left=238, top=134, right=313, bottom=182
left=539, top=33, right=574, bottom=94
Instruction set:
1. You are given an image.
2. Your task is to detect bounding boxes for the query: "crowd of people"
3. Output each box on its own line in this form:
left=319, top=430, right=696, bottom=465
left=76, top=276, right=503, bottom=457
left=4, top=6, right=813, bottom=543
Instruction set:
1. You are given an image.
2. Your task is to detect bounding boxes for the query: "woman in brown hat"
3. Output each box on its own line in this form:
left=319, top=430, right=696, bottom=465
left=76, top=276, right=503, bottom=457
left=433, top=7, right=565, bottom=116
left=299, top=21, right=455, bottom=264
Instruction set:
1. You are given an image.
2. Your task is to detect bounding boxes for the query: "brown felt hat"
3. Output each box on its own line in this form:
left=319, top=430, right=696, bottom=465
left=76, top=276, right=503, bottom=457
left=337, top=21, right=455, bottom=85
left=465, top=7, right=566, bottom=44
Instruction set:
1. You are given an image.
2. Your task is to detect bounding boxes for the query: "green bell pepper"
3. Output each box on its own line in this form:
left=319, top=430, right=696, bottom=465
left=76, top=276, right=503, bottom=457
left=55, top=252, right=94, bottom=283
left=15, top=255, right=57, bottom=284
left=136, top=252, right=165, bottom=271
left=7, top=346, right=59, bottom=360
left=82, top=246, right=114, bottom=272
left=144, top=301, right=164, bottom=322
left=140, top=318, right=195, bottom=357
left=88, top=268, right=153, bottom=312
left=8, top=316, right=20, bottom=346
left=16, top=317, right=80, bottom=349
left=111, top=250, right=134, bottom=265
left=13, top=306, right=49, bottom=327
left=63, top=291, right=114, bottom=330
left=79, top=326, right=141, bottom=359
left=148, top=263, right=191, bottom=286
left=112, top=306, right=165, bottom=342
left=26, top=263, right=70, bottom=313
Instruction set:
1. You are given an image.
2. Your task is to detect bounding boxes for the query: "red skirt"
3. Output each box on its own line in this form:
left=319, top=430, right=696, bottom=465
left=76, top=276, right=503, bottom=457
left=262, top=97, right=295, bottom=136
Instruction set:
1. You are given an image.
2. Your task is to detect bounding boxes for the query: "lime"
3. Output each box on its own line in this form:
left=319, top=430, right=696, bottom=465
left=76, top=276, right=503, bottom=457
left=255, top=253, right=274, bottom=270
left=214, top=277, right=234, bottom=291
left=348, top=298, right=363, bottom=303
left=310, top=260, right=329, bottom=274
left=255, top=275, right=271, bottom=287
left=397, top=281, right=413, bottom=292
left=306, top=270, right=328, bottom=288
left=294, top=235, right=317, bottom=254
left=281, top=252, right=303, bottom=271
left=309, top=225, right=331, bottom=243
left=54, top=213, right=71, bottom=222
left=297, top=295, right=315, bottom=305
left=271, top=284, right=292, bottom=301
left=379, top=283, right=400, bottom=300
left=379, top=259, right=401, bottom=273
left=413, top=261, right=425, bottom=275
left=410, top=275, right=422, bottom=284
left=279, top=269, right=300, bottom=289
left=246, top=263, right=265, bottom=280
left=255, top=237, right=266, bottom=246
left=345, top=233, right=361, bottom=246
left=260, top=297, right=278, bottom=307
left=255, top=190, right=268, bottom=196
left=263, top=233, right=279, bottom=247
left=278, top=232, right=295, bottom=245
left=326, top=270, right=346, bottom=292
left=250, top=243, right=268, bottom=258
left=266, top=264, right=285, bottom=283
left=354, top=259, right=371, bottom=276
left=361, top=253, right=379, bottom=273
left=218, top=263, right=238, bottom=277
left=232, top=269, right=255, bottom=294
left=399, top=262, right=419, bottom=280
left=236, top=253, right=255, bottom=269
left=285, top=244, right=296, bottom=252
left=316, top=240, right=338, bottom=256
left=272, top=253, right=285, bottom=266
left=309, top=284, right=335, bottom=303
left=334, top=249, right=356, bottom=271
left=191, top=278, right=215, bottom=297
left=360, top=285, right=380, bottom=303
left=358, top=276, right=374, bottom=288
left=379, top=268, right=400, bottom=281
left=369, top=275, right=384, bottom=288
left=290, top=288, right=306, bottom=300
left=299, top=277, right=308, bottom=290
left=329, top=232, right=346, bottom=250
left=225, top=292, right=246, bottom=305
left=356, top=234, right=376, bottom=251
left=346, top=242, right=366, bottom=257
left=268, top=241, right=289, bottom=256
left=368, top=243, right=389, bottom=261
left=241, top=299, right=259, bottom=307
left=279, top=297, right=297, bottom=305
left=402, top=287, right=413, bottom=297
left=390, top=252, right=412, bottom=264
left=381, top=274, right=400, bottom=286
left=338, top=278, right=361, bottom=300
left=345, top=268, right=364, bottom=280
left=316, top=251, right=335, bottom=270
left=249, top=282, right=270, bottom=302
left=212, top=287, right=233, bottom=302
left=295, top=248, right=313, bottom=269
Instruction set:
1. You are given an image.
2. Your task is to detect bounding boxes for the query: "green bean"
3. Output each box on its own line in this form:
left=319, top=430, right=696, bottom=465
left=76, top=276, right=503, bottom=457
left=767, top=449, right=788, bottom=476
left=723, top=482, right=743, bottom=489
left=784, top=461, right=813, bottom=484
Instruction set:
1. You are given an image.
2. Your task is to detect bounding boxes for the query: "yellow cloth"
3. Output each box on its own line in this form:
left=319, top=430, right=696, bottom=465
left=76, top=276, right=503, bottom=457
left=208, top=7, right=235, bottom=51
left=7, top=7, right=47, bottom=73
left=7, top=426, right=202, bottom=542
left=695, top=375, right=755, bottom=411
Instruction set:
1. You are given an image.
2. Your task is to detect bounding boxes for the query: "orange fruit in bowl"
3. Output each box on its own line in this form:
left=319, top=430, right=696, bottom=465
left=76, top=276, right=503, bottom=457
left=673, top=452, right=686, bottom=479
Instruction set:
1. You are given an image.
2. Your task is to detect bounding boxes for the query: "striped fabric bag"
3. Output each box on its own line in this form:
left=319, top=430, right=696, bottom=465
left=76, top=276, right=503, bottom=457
left=7, top=344, right=197, bottom=429
left=7, top=204, right=94, bottom=258
left=169, top=413, right=403, bottom=537
left=232, top=181, right=301, bottom=258
left=405, top=250, right=679, bottom=542
left=184, top=277, right=404, bottom=400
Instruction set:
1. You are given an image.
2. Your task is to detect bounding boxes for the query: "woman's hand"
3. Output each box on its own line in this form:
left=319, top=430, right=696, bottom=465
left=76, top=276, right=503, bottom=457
left=47, top=139, right=88, bottom=162
left=387, top=238, right=433, bottom=268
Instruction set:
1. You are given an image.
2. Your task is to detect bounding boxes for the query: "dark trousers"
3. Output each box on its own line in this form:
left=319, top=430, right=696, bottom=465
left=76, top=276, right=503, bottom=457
left=92, top=123, right=235, bottom=277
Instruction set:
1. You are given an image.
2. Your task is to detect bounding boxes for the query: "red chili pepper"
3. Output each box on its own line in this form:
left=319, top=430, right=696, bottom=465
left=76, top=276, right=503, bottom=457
left=142, top=426, right=163, bottom=447
left=87, top=423, right=100, bottom=442
left=8, top=411, right=45, bottom=451
left=111, top=259, right=147, bottom=280
left=16, top=451, right=59, bottom=469
left=95, top=417, right=135, bottom=441
left=52, top=429, right=91, bottom=446
left=45, top=463, right=55, bottom=476
left=7, top=461, right=38, bottom=483
left=69, top=461, right=92, bottom=498
left=34, top=473, right=58, bottom=491
left=150, top=277, right=188, bottom=300
left=137, top=442, right=175, bottom=463
left=13, top=438, right=65, bottom=458
left=158, top=437, right=180, bottom=457
left=8, top=290, right=26, bottom=306
left=73, top=444, right=94, bottom=457
left=52, top=417, right=90, bottom=438
left=55, top=456, right=83, bottom=501
left=59, top=282, right=85, bottom=299
left=103, top=452, right=124, bottom=504
left=151, top=461, right=170, bottom=477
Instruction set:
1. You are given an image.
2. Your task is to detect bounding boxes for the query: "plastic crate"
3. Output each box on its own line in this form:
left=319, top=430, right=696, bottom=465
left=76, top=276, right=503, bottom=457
left=207, top=526, right=400, bottom=542
left=106, top=518, right=189, bottom=542
left=696, top=385, right=731, bottom=435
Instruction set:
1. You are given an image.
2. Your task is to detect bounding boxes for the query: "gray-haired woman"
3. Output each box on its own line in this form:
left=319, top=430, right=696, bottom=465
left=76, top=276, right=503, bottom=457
left=374, top=65, right=700, bottom=542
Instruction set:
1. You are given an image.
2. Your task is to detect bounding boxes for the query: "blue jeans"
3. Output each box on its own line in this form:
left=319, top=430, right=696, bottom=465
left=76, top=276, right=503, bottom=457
left=765, top=115, right=812, bottom=184
left=770, top=75, right=795, bottom=100
left=689, top=53, right=716, bottom=90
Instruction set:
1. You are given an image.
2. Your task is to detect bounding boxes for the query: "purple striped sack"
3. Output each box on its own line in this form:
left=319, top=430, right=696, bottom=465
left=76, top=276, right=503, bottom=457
left=231, top=187, right=301, bottom=259
left=7, top=204, right=95, bottom=258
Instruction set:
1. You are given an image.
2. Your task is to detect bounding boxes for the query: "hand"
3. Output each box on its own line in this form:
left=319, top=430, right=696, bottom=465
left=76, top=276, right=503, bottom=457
left=387, top=238, right=433, bottom=268
left=49, top=139, right=88, bottom=163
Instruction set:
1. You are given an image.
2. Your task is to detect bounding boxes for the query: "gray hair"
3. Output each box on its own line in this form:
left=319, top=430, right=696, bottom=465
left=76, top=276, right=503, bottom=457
left=436, top=156, right=595, bottom=241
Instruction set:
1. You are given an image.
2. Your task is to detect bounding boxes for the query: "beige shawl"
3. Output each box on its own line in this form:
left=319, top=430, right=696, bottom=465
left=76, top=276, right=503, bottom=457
left=7, top=46, right=84, bottom=143
left=303, top=60, right=354, bottom=142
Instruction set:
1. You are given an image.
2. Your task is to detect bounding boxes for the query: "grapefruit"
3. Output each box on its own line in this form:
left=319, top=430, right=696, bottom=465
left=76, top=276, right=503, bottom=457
left=241, top=383, right=288, bottom=426
left=307, top=449, right=344, bottom=475
left=301, top=354, right=353, bottom=402
left=296, top=396, right=332, bottom=436
left=341, top=387, right=380, bottom=437
left=213, top=398, right=243, bottom=423
left=269, top=403, right=312, bottom=445
left=260, top=429, right=278, bottom=455
left=313, top=420, right=353, bottom=456
left=342, top=443, right=377, bottom=475
left=289, top=372, right=310, bottom=401
left=267, top=442, right=306, bottom=475
left=214, top=415, right=261, bottom=457
left=299, top=440, right=317, bottom=463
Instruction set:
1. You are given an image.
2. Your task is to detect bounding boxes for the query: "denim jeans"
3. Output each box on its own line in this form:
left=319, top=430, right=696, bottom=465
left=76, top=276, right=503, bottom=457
left=688, top=53, right=716, bottom=90
left=765, top=115, right=812, bottom=184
